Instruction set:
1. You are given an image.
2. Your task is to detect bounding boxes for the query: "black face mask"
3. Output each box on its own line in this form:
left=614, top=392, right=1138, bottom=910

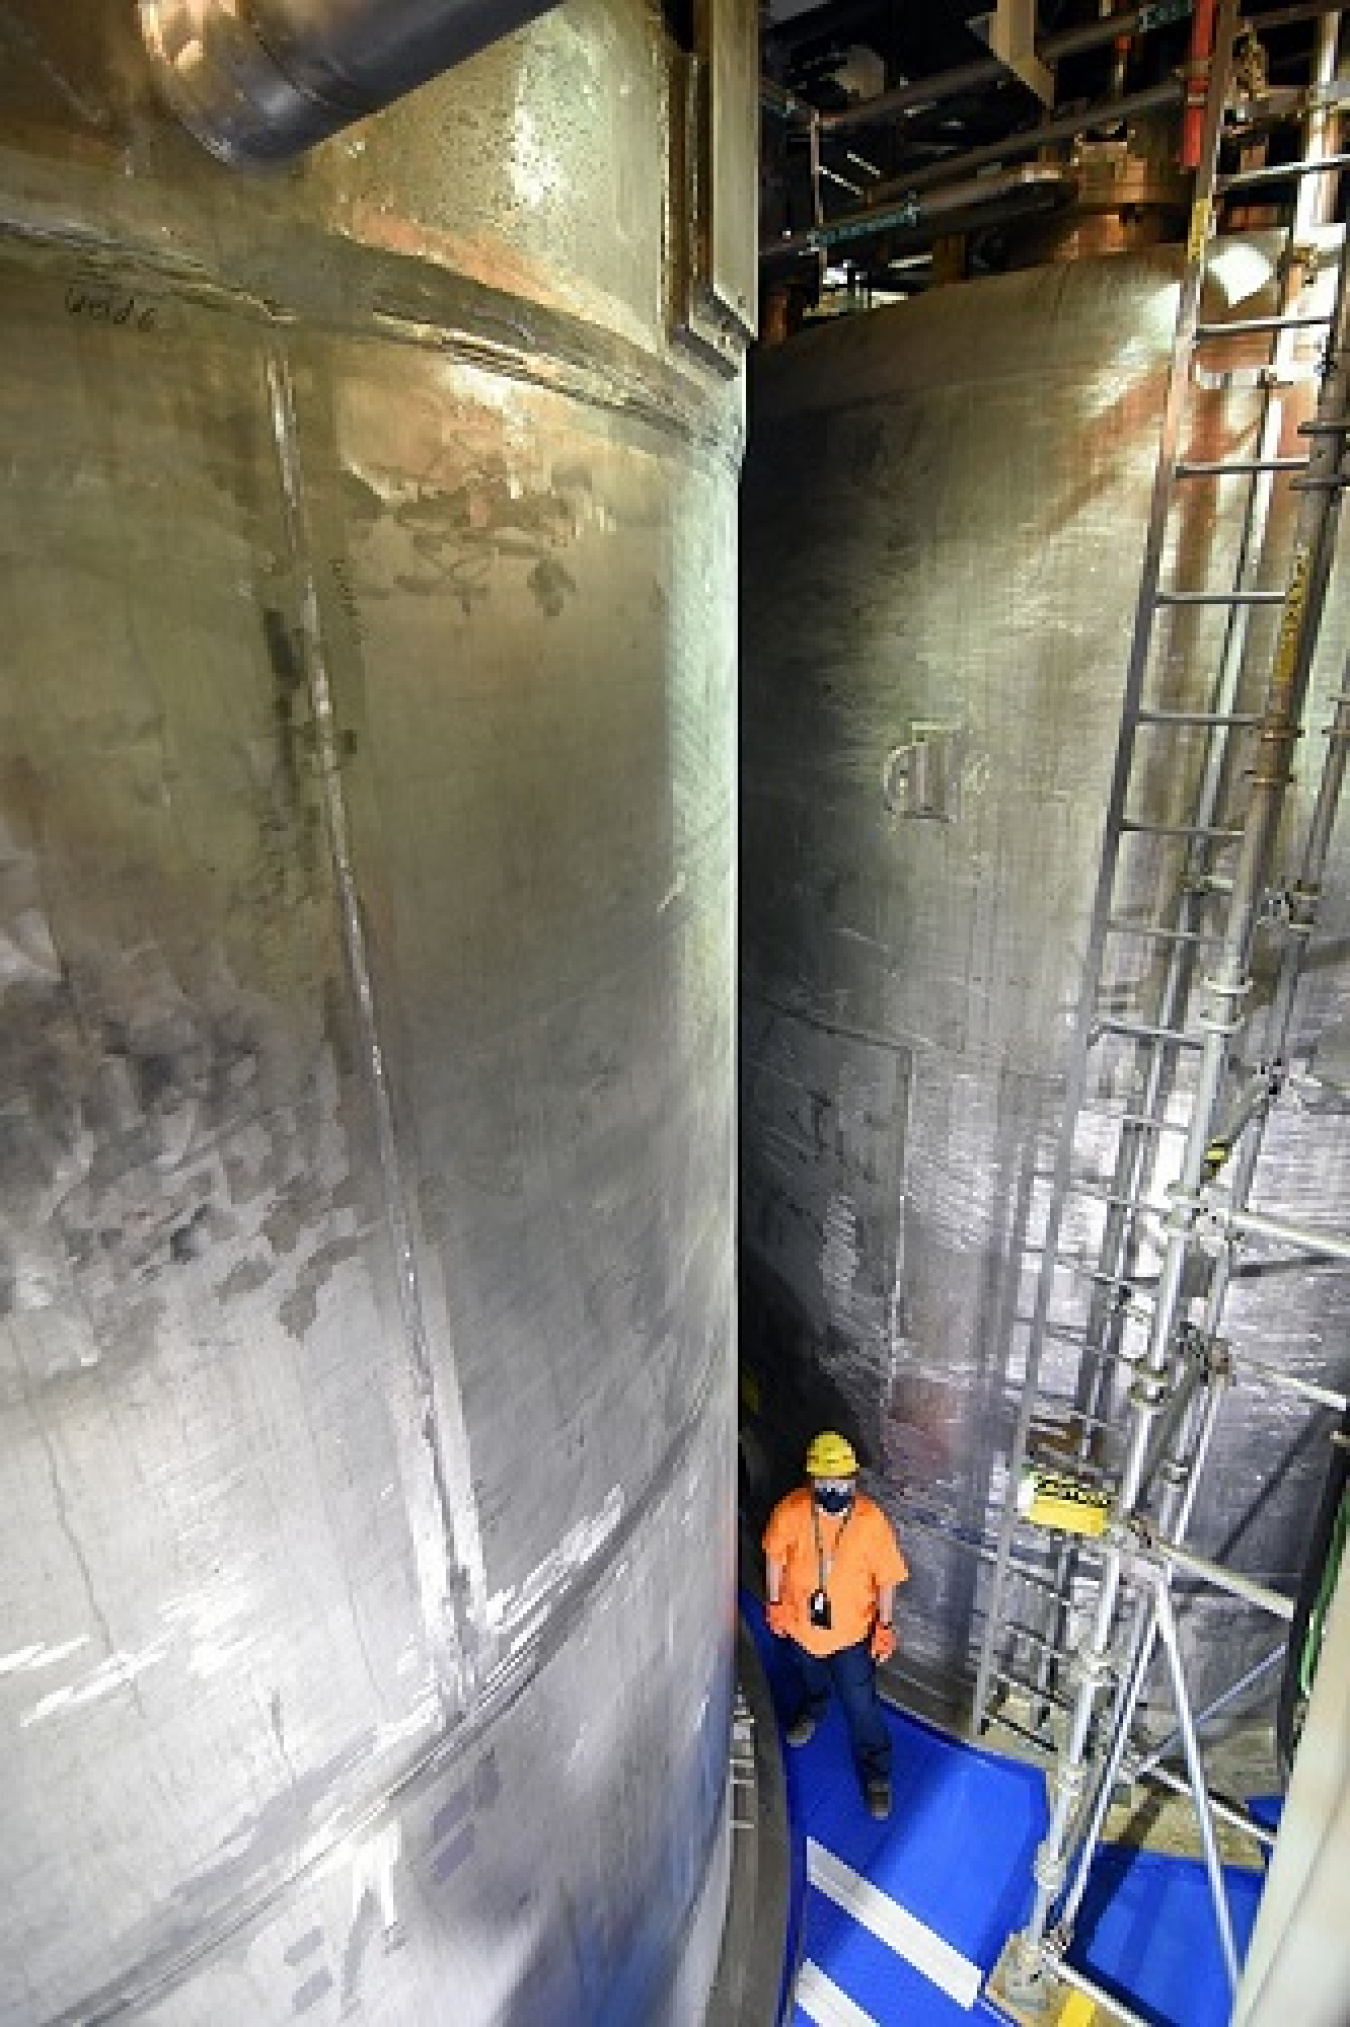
left=815, top=1485, right=854, bottom=1516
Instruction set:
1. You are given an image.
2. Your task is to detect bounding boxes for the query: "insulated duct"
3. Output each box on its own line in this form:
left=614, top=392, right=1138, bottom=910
left=139, top=0, right=564, bottom=165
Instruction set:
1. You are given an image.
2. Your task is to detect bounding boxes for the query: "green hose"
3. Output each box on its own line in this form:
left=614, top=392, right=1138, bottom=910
left=1299, top=1482, right=1350, bottom=1699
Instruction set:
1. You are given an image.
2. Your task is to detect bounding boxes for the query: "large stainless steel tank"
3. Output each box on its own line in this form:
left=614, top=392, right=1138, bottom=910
left=741, top=248, right=1350, bottom=1713
left=0, top=5, right=742, bottom=2021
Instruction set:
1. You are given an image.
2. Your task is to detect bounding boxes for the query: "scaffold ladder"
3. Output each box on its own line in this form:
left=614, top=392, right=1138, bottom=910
left=972, top=2, right=1350, bottom=2011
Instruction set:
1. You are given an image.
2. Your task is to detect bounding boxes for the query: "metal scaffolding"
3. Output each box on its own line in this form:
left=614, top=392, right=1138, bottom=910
left=973, top=3, right=1350, bottom=2014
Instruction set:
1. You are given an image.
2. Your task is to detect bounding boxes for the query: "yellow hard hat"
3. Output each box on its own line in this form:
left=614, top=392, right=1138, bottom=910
left=806, top=1430, right=857, bottom=1478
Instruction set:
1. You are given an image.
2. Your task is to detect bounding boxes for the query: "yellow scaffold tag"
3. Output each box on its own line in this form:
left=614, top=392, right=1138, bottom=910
left=1187, top=197, right=1211, bottom=264
left=1273, top=543, right=1311, bottom=692
left=1017, top=1467, right=1113, bottom=1537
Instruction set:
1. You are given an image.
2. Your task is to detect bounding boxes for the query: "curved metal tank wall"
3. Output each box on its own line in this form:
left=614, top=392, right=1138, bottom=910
left=0, top=5, right=740, bottom=2022
left=740, top=247, right=1350, bottom=1711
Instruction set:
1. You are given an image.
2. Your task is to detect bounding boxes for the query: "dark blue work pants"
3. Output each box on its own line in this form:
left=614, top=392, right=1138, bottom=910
left=786, top=1636, right=891, bottom=1784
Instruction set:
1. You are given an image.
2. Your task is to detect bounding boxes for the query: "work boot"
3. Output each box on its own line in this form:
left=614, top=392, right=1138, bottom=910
left=785, top=1710, right=818, bottom=1747
left=866, top=1778, right=891, bottom=1820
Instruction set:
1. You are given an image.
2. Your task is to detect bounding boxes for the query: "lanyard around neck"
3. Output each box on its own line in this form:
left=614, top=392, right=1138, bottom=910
left=811, top=1500, right=852, bottom=1593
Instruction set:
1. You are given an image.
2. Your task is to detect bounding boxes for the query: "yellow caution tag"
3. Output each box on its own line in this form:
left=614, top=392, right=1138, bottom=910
left=1187, top=197, right=1211, bottom=263
left=1018, top=1468, right=1113, bottom=1537
left=1273, top=543, right=1311, bottom=692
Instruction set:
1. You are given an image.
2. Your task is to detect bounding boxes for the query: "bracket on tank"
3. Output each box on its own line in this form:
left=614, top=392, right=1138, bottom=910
left=882, top=722, right=964, bottom=823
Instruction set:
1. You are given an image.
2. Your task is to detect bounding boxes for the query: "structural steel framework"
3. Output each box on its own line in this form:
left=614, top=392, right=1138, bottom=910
left=972, top=2, right=1350, bottom=2013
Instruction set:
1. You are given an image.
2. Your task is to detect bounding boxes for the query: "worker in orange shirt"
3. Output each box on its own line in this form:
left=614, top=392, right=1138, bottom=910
left=763, top=1430, right=908, bottom=1819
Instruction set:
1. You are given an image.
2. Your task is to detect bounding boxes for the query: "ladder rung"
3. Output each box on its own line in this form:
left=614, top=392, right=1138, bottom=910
left=1032, top=1425, right=1123, bottom=1463
left=1119, top=817, right=1244, bottom=839
left=1092, top=1018, right=1207, bottom=1049
left=1118, top=1111, right=1190, bottom=1135
left=1043, top=1319, right=1097, bottom=1346
left=1216, top=149, right=1350, bottom=193
left=1069, top=1180, right=1165, bottom=1216
left=992, top=1666, right=1073, bottom=1714
left=1135, top=708, right=1261, bottom=726
left=1043, top=1326, right=1149, bottom=1369
left=1032, top=1394, right=1132, bottom=1436
left=1196, top=368, right=1319, bottom=390
left=983, top=1706, right=1056, bottom=1751
left=1156, top=589, right=1286, bottom=606
left=1025, top=1427, right=1118, bottom=1459
left=1194, top=312, right=1332, bottom=339
left=1053, top=1256, right=1146, bottom=1296
left=1046, top=1275, right=1153, bottom=1322
left=1174, top=456, right=1308, bottom=477
left=1105, top=917, right=1224, bottom=943
left=1000, top=1620, right=1073, bottom=1661
left=1042, top=1322, right=1154, bottom=1361
left=973, top=1556, right=1068, bottom=1606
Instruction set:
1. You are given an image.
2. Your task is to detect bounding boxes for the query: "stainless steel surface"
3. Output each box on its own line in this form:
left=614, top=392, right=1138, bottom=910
left=740, top=239, right=1350, bottom=1715
left=704, top=0, right=760, bottom=340
left=139, top=0, right=564, bottom=165
left=0, top=3, right=743, bottom=2021
left=673, top=0, right=761, bottom=371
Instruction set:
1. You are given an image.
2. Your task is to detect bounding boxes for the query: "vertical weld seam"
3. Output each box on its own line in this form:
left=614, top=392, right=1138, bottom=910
left=263, top=346, right=484, bottom=1706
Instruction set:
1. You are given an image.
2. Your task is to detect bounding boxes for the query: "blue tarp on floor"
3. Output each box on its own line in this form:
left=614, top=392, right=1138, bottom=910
left=745, top=1594, right=1269, bottom=2027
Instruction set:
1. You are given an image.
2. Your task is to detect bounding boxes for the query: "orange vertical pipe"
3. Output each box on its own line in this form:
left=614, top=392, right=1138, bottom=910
left=1183, top=0, right=1217, bottom=169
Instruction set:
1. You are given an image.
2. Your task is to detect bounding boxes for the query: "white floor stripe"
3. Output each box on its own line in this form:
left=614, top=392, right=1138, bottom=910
left=806, top=1836, right=983, bottom=2011
left=795, top=1957, right=882, bottom=2027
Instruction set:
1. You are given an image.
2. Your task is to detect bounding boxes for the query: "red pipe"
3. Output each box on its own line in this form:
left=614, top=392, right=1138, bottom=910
left=1182, top=0, right=1218, bottom=170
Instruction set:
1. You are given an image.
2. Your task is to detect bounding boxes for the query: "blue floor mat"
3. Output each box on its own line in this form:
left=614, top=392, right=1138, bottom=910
left=748, top=1594, right=1042, bottom=2025
left=1072, top=1845, right=1265, bottom=2027
left=744, top=1592, right=1269, bottom=2027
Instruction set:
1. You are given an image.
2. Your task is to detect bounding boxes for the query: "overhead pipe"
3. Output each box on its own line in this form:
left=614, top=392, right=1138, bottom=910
left=139, top=0, right=564, bottom=166
left=798, top=2, right=1345, bottom=143
left=815, top=4, right=1193, bottom=138
left=769, top=162, right=1077, bottom=258
left=857, top=79, right=1183, bottom=210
